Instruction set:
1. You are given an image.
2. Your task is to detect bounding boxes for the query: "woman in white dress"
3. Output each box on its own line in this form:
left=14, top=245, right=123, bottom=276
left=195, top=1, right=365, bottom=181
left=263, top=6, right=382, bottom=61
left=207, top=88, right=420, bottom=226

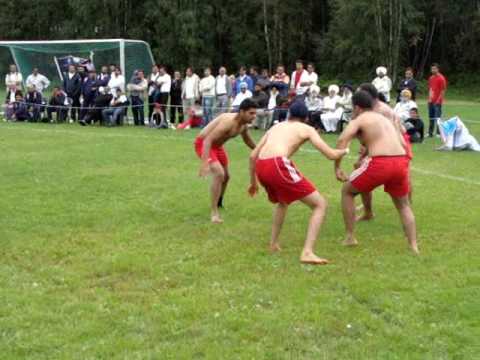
left=321, top=84, right=343, bottom=132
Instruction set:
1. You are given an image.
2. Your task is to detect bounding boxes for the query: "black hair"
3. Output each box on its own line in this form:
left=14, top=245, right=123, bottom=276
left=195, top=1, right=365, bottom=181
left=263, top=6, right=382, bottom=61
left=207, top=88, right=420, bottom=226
left=239, top=98, right=259, bottom=111
left=410, top=107, right=419, bottom=113
left=358, top=83, right=379, bottom=99
left=352, top=91, right=373, bottom=110
left=431, top=63, right=440, bottom=69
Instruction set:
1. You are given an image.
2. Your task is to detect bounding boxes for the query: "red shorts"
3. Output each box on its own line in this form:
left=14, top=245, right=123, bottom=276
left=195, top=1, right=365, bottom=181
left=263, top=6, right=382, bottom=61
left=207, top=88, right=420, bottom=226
left=255, top=157, right=316, bottom=204
left=194, top=136, right=229, bottom=167
left=350, top=156, right=410, bottom=198
left=404, top=133, right=413, bottom=160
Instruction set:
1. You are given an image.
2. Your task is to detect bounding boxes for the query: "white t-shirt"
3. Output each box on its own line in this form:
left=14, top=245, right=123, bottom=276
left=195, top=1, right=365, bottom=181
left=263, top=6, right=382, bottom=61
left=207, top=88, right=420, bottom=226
left=323, top=95, right=341, bottom=112
left=216, top=75, right=227, bottom=95
left=268, top=93, right=278, bottom=110
left=26, top=73, right=50, bottom=93
left=184, top=75, right=197, bottom=99
left=290, top=70, right=309, bottom=95
left=5, top=72, right=23, bottom=90
left=148, top=72, right=160, bottom=95
left=232, top=90, right=252, bottom=107
left=158, top=73, right=171, bottom=93
left=304, top=71, right=318, bottom=87
left=108, top=75, right=125, bottom=94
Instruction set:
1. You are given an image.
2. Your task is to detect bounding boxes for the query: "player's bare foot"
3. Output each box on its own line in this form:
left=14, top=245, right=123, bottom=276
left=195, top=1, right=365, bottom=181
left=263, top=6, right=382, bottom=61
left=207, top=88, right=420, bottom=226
left=211, top=214, right=223, bottom=224
left=410, top=244, right=420, bottom=255
left=355, top=213, right=375, bottom=222
left=356, top=204, right=364, bottom=212
left=343, top=236, right=359, bottom=247
left=269, top=243, right=282, bottom=252
left=300, top=252, right=329, bottom=265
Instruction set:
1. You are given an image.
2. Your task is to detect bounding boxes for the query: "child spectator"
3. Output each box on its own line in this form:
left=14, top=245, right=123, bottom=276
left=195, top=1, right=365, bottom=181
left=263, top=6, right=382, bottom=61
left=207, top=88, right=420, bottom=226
left=404, top=108, right=424, bottom=143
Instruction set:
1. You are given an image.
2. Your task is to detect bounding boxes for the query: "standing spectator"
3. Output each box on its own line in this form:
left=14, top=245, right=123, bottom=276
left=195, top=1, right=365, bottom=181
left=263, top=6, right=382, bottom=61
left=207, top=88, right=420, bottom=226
left=249, top=66, right=259, bottom=88
left=79, top=86, right=112, bottom=126
left=25, top=85, right=42, bottom=122
left=47, top=87, right=68, bottom=123
left=80, top=70, right=98, bottom=120
left=102, top=88, right=129, bottom=126
left=252, top=83, right=269, bottom=129
left=396, top=67, right=417, bottom=102
left=235, top=66, right=253, bottom=95
left=147, top=64, right=161, bottom=120
left=5, top=64, right=23, bottom=92
left=97, top=66, right=110, bottom=87
left=215, top=66, right=232, bottom=115
left=170, top=71, right=183, bottom=124
left=270, top=65, right=290, bottom=97
left=266, top=84, right=281, bottom=127
left=302, top=63, right=318, bottom=89
left=63, top=64, right=82, bottom=122
left=393, top=89, right=417, bottom=122
left=127, top=69, right=148, bottom=126
left=372, top=66, right=392, bottom=103
left=290, top=59, right=309, bottom=97
left=109, top=64, right=117, bottom=77
left=199, top=67, right=216, bottom=126
left=157, top=66, right=171, bottom=121
left=77, top=65, right=87, bottom=81
left=26, top=68, right=50, bottom=94
left=428, top=63, right=447, bottom=137
left=107, top=66, right=125, bottom=95
left=231, top=82, right=252, bottom=111
left=182, top=67, right=200, bottom=116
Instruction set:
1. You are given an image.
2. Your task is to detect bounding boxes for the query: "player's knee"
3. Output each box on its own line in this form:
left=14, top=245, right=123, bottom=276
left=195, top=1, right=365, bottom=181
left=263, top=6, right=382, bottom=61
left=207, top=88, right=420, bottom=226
left=317, top=195, right=328, bottom=211
left=223, top=172, right=230, bottom=183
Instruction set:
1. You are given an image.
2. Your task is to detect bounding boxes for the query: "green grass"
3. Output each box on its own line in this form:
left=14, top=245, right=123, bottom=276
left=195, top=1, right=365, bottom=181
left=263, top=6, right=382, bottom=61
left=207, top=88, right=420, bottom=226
left=0, top=99, right=479, bottom=359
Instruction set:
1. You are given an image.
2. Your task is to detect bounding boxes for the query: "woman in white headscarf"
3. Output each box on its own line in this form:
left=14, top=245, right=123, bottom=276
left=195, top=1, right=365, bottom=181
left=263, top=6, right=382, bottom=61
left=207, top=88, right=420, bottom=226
left=321, top=84, right=343, bottom=132
left=372, top=66, right=392, bottom=103
left=393, top=89, right=418, bottom=122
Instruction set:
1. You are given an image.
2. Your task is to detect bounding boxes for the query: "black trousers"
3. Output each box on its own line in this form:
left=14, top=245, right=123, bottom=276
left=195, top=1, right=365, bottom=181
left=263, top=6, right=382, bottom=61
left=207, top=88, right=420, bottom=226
left=170, top=95, right=183, bottom=123
left=158, top=92, right=169, bottom=121
left=69, top=95, right=81, bottom=121
left=148, top=93, right=157, bottom=120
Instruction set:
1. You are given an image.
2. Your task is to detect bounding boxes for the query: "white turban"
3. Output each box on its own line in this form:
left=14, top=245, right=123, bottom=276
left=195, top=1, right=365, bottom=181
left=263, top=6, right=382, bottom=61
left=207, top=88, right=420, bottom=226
left=376, top=66, right=387, bottom=76
left=310, top=85, right=320, bottom=95
left=328, top=84, right=339, bottom=95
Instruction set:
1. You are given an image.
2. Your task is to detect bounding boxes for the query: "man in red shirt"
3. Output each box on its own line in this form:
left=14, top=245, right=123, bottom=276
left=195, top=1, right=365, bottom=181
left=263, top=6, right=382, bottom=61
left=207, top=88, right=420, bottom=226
left=428, top=63, right=447, bottom=137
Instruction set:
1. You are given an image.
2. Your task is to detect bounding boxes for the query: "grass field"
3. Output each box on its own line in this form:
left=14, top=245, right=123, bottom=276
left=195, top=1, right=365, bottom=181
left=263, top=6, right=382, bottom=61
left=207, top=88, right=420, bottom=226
left=1, top=100, right=479, bottom=359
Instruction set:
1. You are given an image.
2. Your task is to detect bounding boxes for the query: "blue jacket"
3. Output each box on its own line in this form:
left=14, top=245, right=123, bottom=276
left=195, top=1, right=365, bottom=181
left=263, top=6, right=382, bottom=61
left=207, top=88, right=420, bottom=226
left=13, top=101, right=29, bottom=120
left=63, top=72, right=82, bottom=98
left=82, top=78, right=98, bottom=102
left=97, top=73, right=110, bottom=87
left=235, top=75, right=254, bottom=95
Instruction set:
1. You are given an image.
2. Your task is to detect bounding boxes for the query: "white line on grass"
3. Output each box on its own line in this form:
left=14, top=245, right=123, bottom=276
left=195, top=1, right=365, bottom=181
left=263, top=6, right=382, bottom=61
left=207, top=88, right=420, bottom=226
left=2, top=125, right=480, bottom=186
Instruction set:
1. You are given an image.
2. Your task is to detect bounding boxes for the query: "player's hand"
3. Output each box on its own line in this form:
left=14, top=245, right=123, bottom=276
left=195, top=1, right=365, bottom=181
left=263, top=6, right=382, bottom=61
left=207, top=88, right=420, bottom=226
left=248, top=183, right=258, bottom=197
left=198, top=162, right=210, bottom=178
left=335, top=168, right=348, bottom=182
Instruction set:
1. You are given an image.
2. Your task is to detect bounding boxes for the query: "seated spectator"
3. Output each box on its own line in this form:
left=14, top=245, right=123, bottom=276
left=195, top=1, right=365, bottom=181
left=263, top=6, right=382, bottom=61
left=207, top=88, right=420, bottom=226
left=25, top=85, right=43, bottom=122
left=79, top=86, right=113, bottom=126
left=372, top=66, right=392, bottom=103
left=393, top=89, right=418, bottom=122
left=252, top=83, right=269, bottom=129
left=231, top=82, right=252, bottom=111
left=337, top=83, right=353, bottom=131
left=305, top=85, right=323, bottom=129
left=177, top=101, right=203, bottom=130
left=12, top=92, right=29, bottom=121
left=4, top=84, right=17, bottom=120
left=321, top=84, right=342, bottom=132
left=102, top=88, right=129, bottom=126
left=275, top=90, right=296, bottom=124
left=47, top=87, right=69, bottom=123
left=270, top=65, right=290, bottom=97
left=404, top=108, right=424, bottom=143
left=149, top=103, right=169, bottom=129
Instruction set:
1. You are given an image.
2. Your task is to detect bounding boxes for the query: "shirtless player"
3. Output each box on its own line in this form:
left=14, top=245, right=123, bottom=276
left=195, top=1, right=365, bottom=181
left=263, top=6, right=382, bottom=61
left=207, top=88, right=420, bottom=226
left=355, top=83, right=412, bottom=221
left=335, top=91, right=419, bottom=254
left=249, top=102, right=349, bottom=265
left=195, top=98, right=257, bottom=223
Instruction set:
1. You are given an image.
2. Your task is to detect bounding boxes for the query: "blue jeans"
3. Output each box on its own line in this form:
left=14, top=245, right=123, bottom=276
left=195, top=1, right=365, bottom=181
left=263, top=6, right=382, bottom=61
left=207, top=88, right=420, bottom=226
left=202, top=96, right=214, bottom=126
left=428, top=103, right=442, bottom=136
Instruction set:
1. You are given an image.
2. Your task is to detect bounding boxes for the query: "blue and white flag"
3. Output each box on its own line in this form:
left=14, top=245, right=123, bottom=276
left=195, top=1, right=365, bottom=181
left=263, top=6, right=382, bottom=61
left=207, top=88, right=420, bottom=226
left=438, top=117, right=480, bottom=151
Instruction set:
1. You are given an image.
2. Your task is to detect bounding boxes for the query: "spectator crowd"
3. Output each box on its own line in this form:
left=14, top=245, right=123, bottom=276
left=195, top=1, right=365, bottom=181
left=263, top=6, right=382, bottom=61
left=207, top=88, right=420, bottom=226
left=3, top=60, right=447, bottom=140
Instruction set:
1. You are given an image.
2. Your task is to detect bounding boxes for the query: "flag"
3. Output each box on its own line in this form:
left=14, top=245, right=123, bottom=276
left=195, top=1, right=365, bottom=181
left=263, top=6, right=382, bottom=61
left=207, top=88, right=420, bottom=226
left=438, top=117, right=480, bottom=151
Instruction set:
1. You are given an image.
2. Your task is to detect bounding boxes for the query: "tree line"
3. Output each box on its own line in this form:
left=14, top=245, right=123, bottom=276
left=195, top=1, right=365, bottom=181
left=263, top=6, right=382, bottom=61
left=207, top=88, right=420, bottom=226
left=0, top=0, right=479, bottom=83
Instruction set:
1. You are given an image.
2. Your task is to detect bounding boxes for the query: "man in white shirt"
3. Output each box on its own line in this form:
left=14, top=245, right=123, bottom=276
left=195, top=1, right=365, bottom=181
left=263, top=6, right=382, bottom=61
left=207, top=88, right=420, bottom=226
left=372, top=66, right=393, bottom=103
left=231, top=82, right=252, bottom=111
left=290, top=60, right=309, bottom=97
left=5, top=64, right=23, bottom=92
left=301, top=63, right=318, bottom=89
left=26, top=68, right=50, bottom=94
left=215, top=66, right=232, bottom=115
left=199, top=67, right=216, bottom=126
left=157, top=66, right=171, bottom=120
left=147, top=64, right=161, bottom=119
left=182, top=67, right=200, bottom=116
left=107, top=66, right=125, bottom=95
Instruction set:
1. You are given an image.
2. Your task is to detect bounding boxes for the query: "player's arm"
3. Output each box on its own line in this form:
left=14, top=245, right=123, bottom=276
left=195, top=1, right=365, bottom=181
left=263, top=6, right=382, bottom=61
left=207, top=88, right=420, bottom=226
left=307, top=126, right=349, bottom=160
left=241, top=128, right=256, bottom=150
left=248, top=132, right=269, bottom=197
left=334, top=120, right=360, bottom=181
